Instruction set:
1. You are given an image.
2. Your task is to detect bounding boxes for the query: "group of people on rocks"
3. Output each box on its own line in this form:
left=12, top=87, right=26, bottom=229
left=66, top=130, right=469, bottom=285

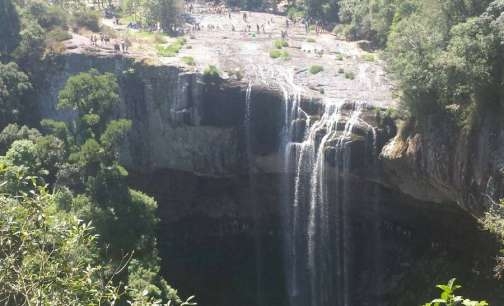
left=187, top=0, right=230, bottom=16
left=89, top=33, right=110, bottom=47
left=89, top=33, right=130, bottom=54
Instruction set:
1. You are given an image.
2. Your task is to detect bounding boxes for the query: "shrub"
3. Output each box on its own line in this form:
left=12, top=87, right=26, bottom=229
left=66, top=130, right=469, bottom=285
left=72, top=10, right=100, bottom=32
left=332, top=24, right=353, bottom=39
left=270, top=49, right=289, bottom=59
left=287, top=6, right=305, bottom=20
left=47, top=27, right=72, bottom=42
left=182, top=56, right=195, bottom=66
left=423, top=278, right=488, bottom=306
left=335, top=54, right=344, bottom=61
left=309, top=65, right=324, bottom=74
left=25, top=1, right=68, bottom=30
left=338, top=68, right=345, bottom=74
left=344, top=71, right=355, bottom=79
left=306, top=37, right=316, bottom=43
left=361, top=53, right=375, bottom=62
left=203, top=65, right=220, bottom=79
left=273, top=39, right=288, bottom=49
left=156, top=38, right=186, bottom=57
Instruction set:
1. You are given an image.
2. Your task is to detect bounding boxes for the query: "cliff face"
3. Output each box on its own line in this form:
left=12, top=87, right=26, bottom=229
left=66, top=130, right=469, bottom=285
left=38, top=54, right=293, bottom=176
left=38, top=54, right=387, bottom=178
left=36, top=54, right=504, bottom=305
left=380, top=114, right=504, bottom=215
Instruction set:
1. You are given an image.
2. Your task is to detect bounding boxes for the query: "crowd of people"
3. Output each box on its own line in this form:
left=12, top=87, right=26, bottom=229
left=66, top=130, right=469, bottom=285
left=84, top=1, right=327, bottom=56
left=89, top=33, right=130, bottom=54
left=184, top=3, right=326, bottom=38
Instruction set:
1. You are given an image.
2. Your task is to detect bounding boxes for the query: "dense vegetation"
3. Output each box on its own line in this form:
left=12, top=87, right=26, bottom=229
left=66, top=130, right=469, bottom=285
left=285, top=0, right=504, bottom=127
left=0, top=1, right=196, bottom=303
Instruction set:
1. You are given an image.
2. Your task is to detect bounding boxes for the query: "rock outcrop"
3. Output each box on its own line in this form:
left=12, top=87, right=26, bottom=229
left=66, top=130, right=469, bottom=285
left=380, top=114, right=504, bottom=216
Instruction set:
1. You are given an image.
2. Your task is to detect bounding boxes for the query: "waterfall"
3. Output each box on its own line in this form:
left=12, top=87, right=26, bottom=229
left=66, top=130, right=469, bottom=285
left=243, top=64, right=379, bottom=306
left=283, top=98, right=363, bottom=306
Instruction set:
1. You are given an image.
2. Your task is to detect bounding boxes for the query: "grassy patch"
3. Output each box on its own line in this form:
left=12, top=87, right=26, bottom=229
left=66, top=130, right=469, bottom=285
left=182, top=56, right=195, bottom=66
left=273, top=39, right=289, bottom=49
left=344, top=71, right=355, bottom=79
left=130, top=31, right=165, bottom=44
left=269, top=49, right=290, bottom=59
left=47, top=27, right=72, bottom=42
left=306, top=37, right=316, bottom=43
left=309, top=65, right=324, bottom=74
left=335, top=53, right=344, bottom=61
left=361, top=53, right=375, bottom=62
left=203, top=65, right=220, bottom=79
left=156, top=38, right=186, bottom=57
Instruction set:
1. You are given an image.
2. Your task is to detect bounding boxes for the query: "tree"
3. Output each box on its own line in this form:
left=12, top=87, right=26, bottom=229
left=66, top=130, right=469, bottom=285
left=0, top=123, right=41, bottom=154
left=146, top=0, right=183, bottom=33
left=12, top=17, right=46, bottom=70
left=58, top=69, right=120, bottom=142
left=0, top=0, right=21, bottom=56
left=23, top=0, right=68, bottom=30
left=0, top=168, right=119, bottom=305
left=45, top=70, right=195, bottom=305
left=0, top=62, right=32, bottom=128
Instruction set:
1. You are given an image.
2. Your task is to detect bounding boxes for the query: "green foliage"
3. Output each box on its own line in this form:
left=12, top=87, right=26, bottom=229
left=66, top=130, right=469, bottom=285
left=361, top=53, right=375, bottom=62
left=344, top=71, right=355, bottom=79
left=381, top=0, right=503, bottom=122
left=273, top=39, right=289, bottom=49
left=72, top=9, right=100, bottom=32
left=0, top=0, right=21, bottom=56
left=58, top=69, right=119, bottom=139
left=182, top=56, right=196, bottom=66
left=12, top=17, right=46, bottom=66
left=47, top=27, right=72, bottom=42
left=423, top=278, right=488, bottom=306
left=482, top=207, right=504, bottom=278
left=12, top=69, right=195, bottom=305
left=0, top=62, right=32, bottom=128
left=203, top=65, right=221, bottom=79
left=41, top=119, right=71, bottom=148
left=5, top=139, right=39, bottom=170
left=287, top=6, right=306, bottom=20
left=0, top=176, right=120, bottom=305
left=0, top=123, right=41, bottom=154
left=306, top=37, right=317, bottom=43
left=309, top=64, right=324, bottom=74
left=146, top=0, right=183, bottom=34
left=269, top=49, right=290, bottom=59
left=156, top=37, right=186, bottom=57
left=24, top=1, right=68, bottom=31
left=128, top=258, right=197, bottom=305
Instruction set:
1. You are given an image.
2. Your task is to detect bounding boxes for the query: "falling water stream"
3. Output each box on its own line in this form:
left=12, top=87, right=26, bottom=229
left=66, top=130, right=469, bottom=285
left=243, top=64, right=376, bottom=306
